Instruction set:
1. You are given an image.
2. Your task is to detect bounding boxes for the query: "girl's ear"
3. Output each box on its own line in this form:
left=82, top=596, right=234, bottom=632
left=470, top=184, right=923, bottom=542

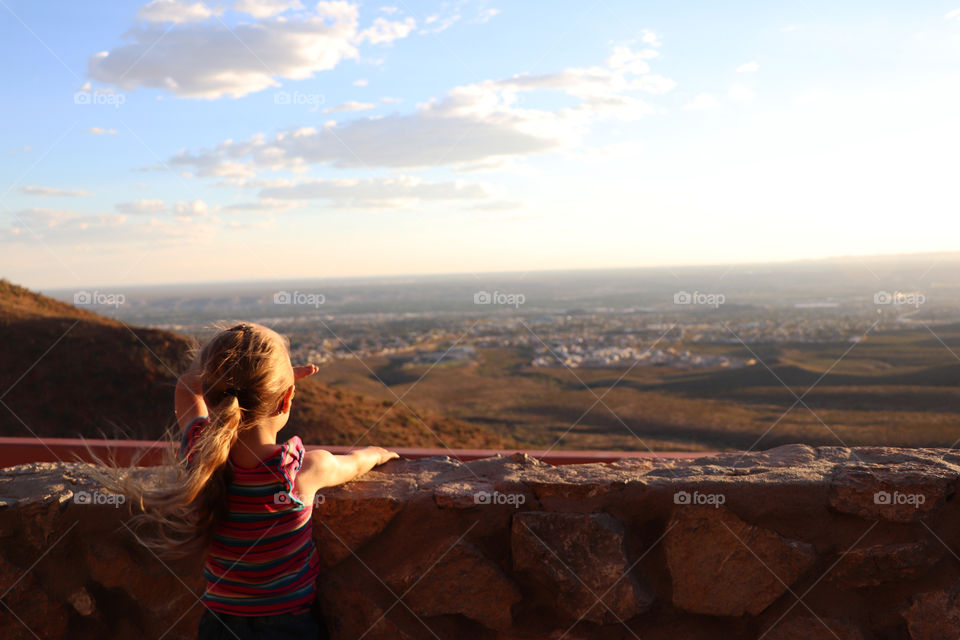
left=279, top=385, right=295, bottom=414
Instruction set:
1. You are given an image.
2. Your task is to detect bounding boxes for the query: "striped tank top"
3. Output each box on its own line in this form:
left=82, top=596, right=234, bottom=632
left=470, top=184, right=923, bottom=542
left=180, top=417, right=321, bottom=616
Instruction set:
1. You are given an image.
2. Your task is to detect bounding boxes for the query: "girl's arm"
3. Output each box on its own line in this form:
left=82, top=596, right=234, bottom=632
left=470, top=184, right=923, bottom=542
left=174, top=360, right=207, bottom=435
left=297, top=447, right=398, bottom=499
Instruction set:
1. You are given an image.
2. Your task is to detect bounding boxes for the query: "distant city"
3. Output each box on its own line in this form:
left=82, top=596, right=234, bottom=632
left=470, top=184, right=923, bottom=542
left=48, top=254, right=960, bottom=373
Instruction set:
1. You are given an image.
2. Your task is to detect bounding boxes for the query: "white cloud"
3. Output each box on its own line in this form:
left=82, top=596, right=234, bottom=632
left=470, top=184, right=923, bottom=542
left=168, top=44, right=674, bottom=171
left=630, top=74, right=675, bottom=95
left=353, top=78, right=369, bottom=87
left=258, top=176, right=490, bottom=207
left=223, top=216, right=278, bottom=231
left=683, top=93, right=721, bottom=111
left=137, top=0, right=218, bottom=23
left=606, top=46, right=659, bottom=74
left=946, top=9, right=960, bottom=20
left=728, top=84, right=756, bottom=103
left=420, top=12, right=461, bottom=34
left=360, top=16, right=416, bottom=44
left=17, top=185, right=94, bottom=197
left=174, top=200, right=215, bottom=216
left=4, top=208, right=127, bottom=241
left=232, top=0, right=303, bottom=18
left=736, top=61, right=760, bottom=73
left=224, top=198, right=302, bottom=212
left=115, top=199, right=167, bottom=214
left=641, top=29, right=661, bottom=47
left=90, top=3, right=415, bottom=99
left=323, top=100, right=375, bottom=113
left=88, top=127, right=118, bottom=135
left=167, top=147, right=259, bottom=178
left=452, top=155, right=521, bottom=173
left=112, top=198, right=215, bottom=217
left=2, top=203, right=237, bottom=246
left=418, top=1, right=497, bottom=34
left=473, top=8, right=499, bottom=24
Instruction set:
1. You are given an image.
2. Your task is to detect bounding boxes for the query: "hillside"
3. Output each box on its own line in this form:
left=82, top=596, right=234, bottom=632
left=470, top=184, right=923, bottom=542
left=0, top=280, right=193, bottom=440
left=282, top=383, right=503, bottom=448
left=0, top=280, right=501, bottom=448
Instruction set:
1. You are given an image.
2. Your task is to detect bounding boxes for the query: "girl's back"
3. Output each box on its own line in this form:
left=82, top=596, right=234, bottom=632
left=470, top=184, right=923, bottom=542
left=182, top=418, right=320, bottom=617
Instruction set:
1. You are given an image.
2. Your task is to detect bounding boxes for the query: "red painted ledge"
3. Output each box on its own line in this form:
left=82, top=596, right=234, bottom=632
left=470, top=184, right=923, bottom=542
left=0, top=437, right=712, bottom=468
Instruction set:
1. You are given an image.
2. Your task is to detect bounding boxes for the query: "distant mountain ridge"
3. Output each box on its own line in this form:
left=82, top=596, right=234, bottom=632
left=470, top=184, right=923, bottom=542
left=0, top=279, right=501, bottom=448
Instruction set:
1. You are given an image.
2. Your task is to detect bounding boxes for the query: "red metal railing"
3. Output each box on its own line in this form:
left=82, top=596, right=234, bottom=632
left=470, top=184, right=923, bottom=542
left=0, top=437, right=710, bottom=468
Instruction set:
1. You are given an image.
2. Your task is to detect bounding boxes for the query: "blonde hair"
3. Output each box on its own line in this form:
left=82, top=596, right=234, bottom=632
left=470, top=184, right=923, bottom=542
left=87, top=322, right=295, bottom=559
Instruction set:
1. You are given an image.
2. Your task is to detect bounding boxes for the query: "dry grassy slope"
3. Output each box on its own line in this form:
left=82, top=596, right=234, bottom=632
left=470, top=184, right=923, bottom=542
left=0, top=280, right=192, bottom=439
left=285, top=383, right=504, bottom=448
left=0, top=279, right=499, bottom=447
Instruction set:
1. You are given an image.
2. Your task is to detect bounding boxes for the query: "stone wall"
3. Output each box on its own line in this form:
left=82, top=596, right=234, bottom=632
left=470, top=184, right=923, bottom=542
left=2, top=445, right=960, bottom=639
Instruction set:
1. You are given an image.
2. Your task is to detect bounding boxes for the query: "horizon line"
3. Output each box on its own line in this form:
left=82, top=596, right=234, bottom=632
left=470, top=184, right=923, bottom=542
left=30, top=248, right=960, bottom=294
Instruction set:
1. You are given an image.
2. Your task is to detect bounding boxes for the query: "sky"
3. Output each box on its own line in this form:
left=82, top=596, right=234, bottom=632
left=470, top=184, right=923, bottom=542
left=2, top=0, right=960, bottom=289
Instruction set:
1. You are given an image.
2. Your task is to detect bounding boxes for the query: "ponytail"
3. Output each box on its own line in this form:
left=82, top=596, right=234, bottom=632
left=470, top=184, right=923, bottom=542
left=176, top=395, right=243, bottom=550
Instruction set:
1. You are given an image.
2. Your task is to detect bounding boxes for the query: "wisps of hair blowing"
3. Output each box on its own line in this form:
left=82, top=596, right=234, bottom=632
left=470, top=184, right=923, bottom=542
left=86, top=322, right=294, bottom=560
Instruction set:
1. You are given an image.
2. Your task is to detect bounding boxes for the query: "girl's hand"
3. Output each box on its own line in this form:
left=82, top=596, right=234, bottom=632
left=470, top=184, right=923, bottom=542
left=293, top=364, right=319, bottom=381
left=365, top=446, right=399, bottom=465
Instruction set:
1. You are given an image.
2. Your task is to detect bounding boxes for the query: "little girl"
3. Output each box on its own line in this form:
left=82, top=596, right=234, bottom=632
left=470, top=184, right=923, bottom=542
left=110, top=322, right=397, bottom=639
